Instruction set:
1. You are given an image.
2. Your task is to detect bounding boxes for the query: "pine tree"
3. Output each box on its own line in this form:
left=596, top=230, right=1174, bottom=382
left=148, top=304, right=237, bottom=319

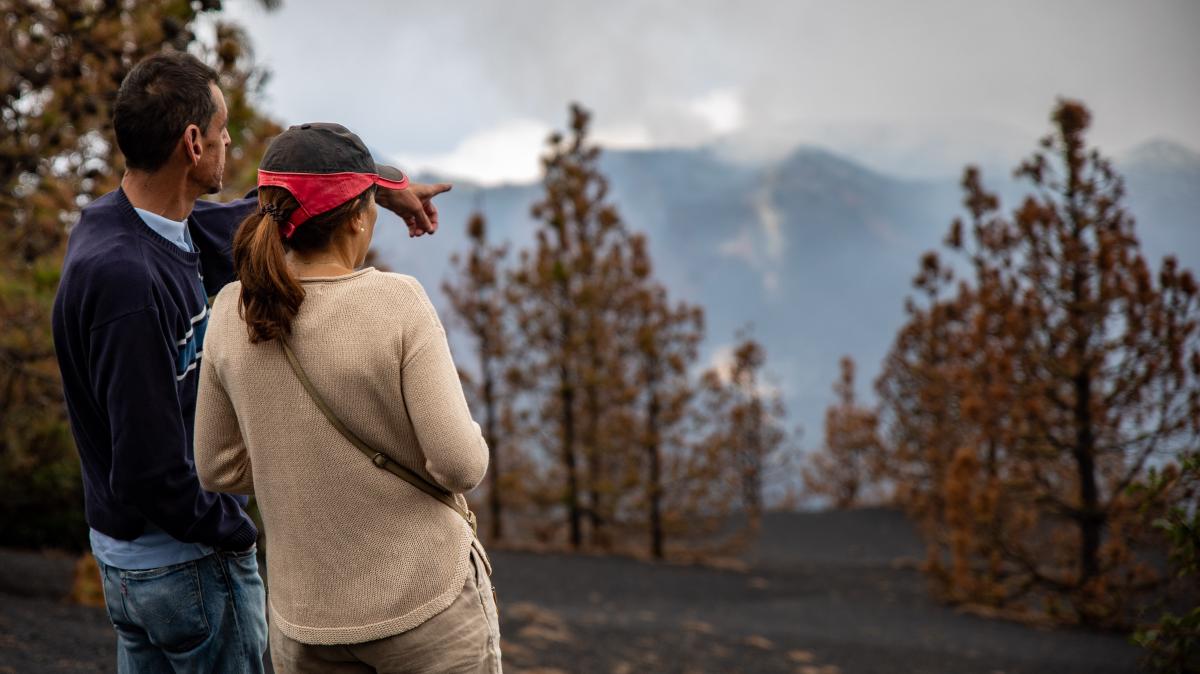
left=803, top=357, right=882, bottom=509
left=876, top=100, right=1200, bottom=625
left=443, top=211, right=512, bottom=540
left=697, top=329, right=790, bottom=526
left=505, top=103, right=715, bottom=553
left=507, top=103, right=618, bottom=549
left=624, top=234, right=705, bottom=558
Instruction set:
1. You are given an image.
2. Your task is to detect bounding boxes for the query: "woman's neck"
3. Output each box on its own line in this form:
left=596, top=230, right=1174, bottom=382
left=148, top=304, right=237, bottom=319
left=287, top=247, right=358, bottom=279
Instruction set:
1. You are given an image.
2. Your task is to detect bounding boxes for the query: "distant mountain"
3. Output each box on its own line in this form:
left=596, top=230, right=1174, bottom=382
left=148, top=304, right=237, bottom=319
left=372, top=140, right=1200, bottom=446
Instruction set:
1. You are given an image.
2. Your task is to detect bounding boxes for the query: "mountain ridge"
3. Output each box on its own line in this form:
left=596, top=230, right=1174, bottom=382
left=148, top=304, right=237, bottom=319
left=376, top=137, right=1200, bottom=450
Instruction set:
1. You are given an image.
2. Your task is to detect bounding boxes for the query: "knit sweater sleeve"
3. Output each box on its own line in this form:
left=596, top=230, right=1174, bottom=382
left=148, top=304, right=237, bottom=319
left=399, top=278, right=489, bottom=494
left=195, top=353, right=255, bottom=496
left=89, top=307, right=257, bottom=550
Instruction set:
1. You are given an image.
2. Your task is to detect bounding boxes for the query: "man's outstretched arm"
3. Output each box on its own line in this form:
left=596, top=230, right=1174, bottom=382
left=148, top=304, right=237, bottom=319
left=189, top=190, right=257, bottom=295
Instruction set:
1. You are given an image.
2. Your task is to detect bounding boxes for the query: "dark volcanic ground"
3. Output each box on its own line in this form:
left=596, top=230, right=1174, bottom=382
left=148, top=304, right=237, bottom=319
left=0, top=509, right=1142, bottom=674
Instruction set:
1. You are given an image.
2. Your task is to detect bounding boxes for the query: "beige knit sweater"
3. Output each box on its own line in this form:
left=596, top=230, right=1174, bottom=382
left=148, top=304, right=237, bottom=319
left=194, top=267, right=491, bottom=645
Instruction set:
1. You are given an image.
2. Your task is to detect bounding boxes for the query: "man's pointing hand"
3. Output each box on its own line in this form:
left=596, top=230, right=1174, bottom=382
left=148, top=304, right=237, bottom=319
left=377, top=181, right=453, bottom=238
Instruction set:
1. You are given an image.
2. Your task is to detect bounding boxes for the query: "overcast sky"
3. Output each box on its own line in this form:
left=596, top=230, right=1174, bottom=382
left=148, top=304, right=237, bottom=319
left=218, top=0, right=1200, bottom=183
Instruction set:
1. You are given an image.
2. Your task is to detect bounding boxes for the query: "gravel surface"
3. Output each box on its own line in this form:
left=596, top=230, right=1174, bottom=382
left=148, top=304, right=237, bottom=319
left=0, top=509, right=1142, bottom=673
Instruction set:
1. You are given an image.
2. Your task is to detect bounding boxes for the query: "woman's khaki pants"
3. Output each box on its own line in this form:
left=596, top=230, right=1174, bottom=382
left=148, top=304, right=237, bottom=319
left=269, top=548, right=502, bottom=673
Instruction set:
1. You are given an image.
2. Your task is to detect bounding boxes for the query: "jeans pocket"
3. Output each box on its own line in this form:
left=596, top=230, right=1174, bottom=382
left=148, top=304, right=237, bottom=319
left=224, top=548, right=266, bottom=610
left=122, top=561, right=211, bottom=653
left=97, top=563, right=125, bottom=627
left=222, top=546, right=262, bottom=580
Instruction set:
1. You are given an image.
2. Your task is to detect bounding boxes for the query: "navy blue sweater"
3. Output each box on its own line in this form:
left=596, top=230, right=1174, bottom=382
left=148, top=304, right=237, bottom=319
left=52, top=188, right=258, bottom=551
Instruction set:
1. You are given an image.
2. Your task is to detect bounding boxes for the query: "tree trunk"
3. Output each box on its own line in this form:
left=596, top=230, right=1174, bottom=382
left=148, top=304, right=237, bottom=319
left=584, top=386, right=606, bottom=546
left=583, top=333, right=607, bottom=547
left=559, top=313, right=582, bottom=550
left=743, top=400, right=764, bottom=521
left=1073, top=370, right=1101, bottom=582
left=646, top=378, right=663, bottom=560
left=1067, top=214, right=1101, bottom=587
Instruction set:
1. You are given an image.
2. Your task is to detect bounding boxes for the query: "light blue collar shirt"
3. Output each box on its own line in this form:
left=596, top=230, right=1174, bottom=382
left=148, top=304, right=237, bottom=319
left=135, top=207, right=195, bottom=252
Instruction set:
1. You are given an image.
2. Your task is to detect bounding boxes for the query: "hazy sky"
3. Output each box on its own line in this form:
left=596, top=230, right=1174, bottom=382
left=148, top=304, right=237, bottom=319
left=218, top=0, right=1200, bottom=183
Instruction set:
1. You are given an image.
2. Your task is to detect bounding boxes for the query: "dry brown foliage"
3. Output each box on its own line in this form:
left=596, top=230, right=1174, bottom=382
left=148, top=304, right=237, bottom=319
left=445, top=105, right=794, bottom=560
left=0, top=0, right=279, bottom=548
left=870, top=100, right=1200, bottom=627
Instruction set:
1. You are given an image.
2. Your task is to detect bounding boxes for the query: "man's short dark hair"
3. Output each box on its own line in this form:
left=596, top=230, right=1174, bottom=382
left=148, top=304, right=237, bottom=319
left=113, top=51, right=220, bottom=171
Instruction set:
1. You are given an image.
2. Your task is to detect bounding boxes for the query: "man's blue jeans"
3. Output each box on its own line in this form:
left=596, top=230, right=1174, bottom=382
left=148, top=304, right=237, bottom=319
left=98, top=548, right=268, bottom=673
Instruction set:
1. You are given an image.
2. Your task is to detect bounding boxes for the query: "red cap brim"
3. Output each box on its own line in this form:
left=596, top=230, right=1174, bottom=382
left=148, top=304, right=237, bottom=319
left=258, top=168, right=409, bottom=238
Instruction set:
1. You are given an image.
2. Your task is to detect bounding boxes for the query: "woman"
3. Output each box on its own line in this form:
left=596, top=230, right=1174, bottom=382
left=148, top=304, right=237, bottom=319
left=194, top=123, right=501, bottom=673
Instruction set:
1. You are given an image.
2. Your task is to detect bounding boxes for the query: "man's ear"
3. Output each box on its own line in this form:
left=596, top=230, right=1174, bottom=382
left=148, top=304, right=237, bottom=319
left=183, top=124, right=204, bottom=166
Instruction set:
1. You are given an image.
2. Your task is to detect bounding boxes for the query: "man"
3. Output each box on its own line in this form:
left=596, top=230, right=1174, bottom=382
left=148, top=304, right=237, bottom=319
left=51, top=51, right=449, bottom=673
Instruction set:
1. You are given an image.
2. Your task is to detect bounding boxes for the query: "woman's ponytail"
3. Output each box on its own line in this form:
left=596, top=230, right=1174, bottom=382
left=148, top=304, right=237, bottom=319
left=232, top=187, right=305, bottom=343
left=231, top=185, right=375, bottom=344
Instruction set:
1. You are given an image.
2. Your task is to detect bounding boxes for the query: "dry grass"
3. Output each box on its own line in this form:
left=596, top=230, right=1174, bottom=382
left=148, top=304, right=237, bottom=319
left=68, top=553, right=103, bottom=608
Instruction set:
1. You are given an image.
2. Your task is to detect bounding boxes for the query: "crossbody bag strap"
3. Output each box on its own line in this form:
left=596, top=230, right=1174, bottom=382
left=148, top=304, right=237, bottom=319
left=279, top=339, right=477, bottom=533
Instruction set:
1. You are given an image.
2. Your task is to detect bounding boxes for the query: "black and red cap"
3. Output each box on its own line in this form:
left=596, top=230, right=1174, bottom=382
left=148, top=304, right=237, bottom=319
left=257, top=122, right=408, bottom=238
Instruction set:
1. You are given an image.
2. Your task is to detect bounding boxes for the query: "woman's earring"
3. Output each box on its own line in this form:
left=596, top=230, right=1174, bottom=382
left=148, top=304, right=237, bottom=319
left=359, top=227, right=365, bottom=232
